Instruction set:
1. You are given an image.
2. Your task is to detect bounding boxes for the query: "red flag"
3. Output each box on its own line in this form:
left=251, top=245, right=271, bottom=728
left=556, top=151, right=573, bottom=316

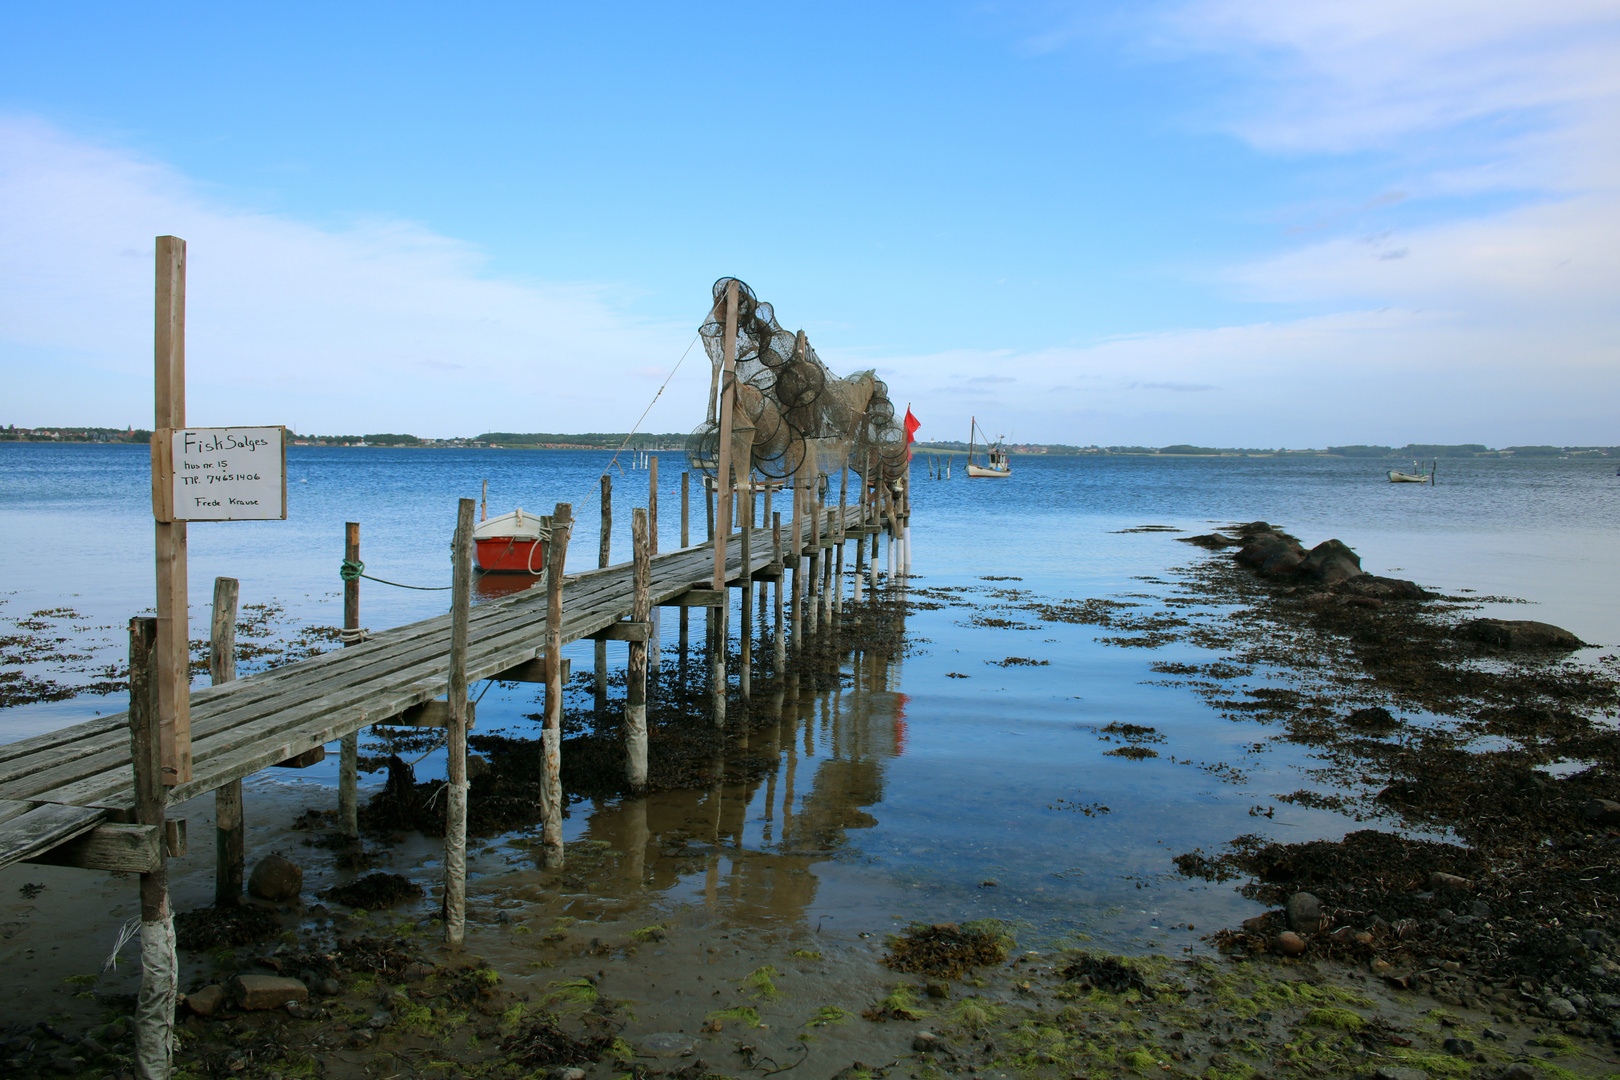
left=903, top=407, right=920, bottom=461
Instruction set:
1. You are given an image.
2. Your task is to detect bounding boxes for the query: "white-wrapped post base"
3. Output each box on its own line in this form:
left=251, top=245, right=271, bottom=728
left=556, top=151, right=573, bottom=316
left=444, top=780, right=468, bottom=943
left=135, top=914, right=177, bottom=1080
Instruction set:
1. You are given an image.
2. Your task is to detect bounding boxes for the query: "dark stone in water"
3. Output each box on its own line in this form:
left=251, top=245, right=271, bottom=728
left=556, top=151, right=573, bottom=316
left=1300, top=539, right=1362, bottom=585
left=1460, top=619, right=1585, bottom=650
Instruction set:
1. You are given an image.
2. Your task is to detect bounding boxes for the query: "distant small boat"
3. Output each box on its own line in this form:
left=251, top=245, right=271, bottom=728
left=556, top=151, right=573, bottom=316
left=474, top=507, right=550, bottom=574
left=966, top=416, right=1011, bottom=479
left=1388, top=461, right=1435, bottom=484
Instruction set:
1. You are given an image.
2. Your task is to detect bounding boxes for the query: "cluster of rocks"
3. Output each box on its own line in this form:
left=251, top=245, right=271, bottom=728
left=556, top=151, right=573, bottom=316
left=1, top=1019, right=131, bottom=1076
left=1192, top=521, right=1589, bottom=646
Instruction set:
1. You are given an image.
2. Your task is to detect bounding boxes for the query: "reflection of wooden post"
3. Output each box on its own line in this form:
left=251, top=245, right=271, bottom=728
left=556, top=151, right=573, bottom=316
left=129, top=616, right=175, bottom=1080
left=596, top=476, right=610, bottom=716
left=626, top=509, right=650, bottom=792
left=445, top=498, right=474, bottom=943
left=339, top=522, right=361, bottom=838
left=210, top=577, right=242, bottom=907
left=154, top=235, right=191, bottom=786
left=541, top=503, right=572, bottom=868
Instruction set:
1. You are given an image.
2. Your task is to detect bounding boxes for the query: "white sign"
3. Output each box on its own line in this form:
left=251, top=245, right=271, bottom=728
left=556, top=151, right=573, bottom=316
left=166, top=426, right=287, bottom=521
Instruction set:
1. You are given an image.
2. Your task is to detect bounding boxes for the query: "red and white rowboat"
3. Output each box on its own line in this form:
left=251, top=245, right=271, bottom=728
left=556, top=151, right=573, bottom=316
left=473, top=508, right=549, bottom=574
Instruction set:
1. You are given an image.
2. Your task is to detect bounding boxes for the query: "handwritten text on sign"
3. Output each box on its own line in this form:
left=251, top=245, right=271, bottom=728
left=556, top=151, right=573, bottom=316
left=170, top=426, right=287, bottom=520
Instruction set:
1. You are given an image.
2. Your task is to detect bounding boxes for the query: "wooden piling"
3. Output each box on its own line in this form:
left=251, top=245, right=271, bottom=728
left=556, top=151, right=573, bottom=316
left=596, top=476, right=610, bottom=716
left=210, top=576, right=243, bottom=908
left=648, top=455, right=660, bottom=674
left=680, top=471, right=690, bottom=652
left=807, top=485, right=822, bottom=633
left=790, top=461, right=805, bottom=650
left=739, top=489, right=752, bottom=700
left=339, top=522, right=360, bottom=839
left=153, top=235, right=191, bottom=787
left=542, top=502, right=572, bottom=868
left=445, top=498, right=474, bottom=944
left=772, top=512, right=786, bottom=674
left=835, top=468, right=848, bottom=614
left=625, top=508, right=650, bottom=792
left=129, top=615, right=175, bottom=1080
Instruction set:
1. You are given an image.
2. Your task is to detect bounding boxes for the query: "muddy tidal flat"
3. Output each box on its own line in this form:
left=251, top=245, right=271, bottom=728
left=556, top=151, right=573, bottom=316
left=5, top=447, right=1620, bottom=1079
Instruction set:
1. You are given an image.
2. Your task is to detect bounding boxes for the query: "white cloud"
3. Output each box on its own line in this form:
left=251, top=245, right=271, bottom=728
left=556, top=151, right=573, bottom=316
left=848, top=302, right=1618, bottom=447
left=0, top=117, right=710, bottom=437
left=914, top=0, right=1619, bottom=446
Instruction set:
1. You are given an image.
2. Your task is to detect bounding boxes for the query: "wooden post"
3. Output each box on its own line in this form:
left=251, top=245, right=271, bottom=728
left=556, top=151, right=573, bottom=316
left=480, top=479, right=487, bottom=521
left=596, top=476, right=610, bottom=716
left=648, top=456, right=660, bottom=675
left=445, top=498, right=474, bottom=943
left=682, top=471, right=691, bottom=547
left=129, top=615, right=175, bottom=1080
left=210, top=577, right=243, bottom=908
left=679, top=470, right=689, bottom=659
left=709, top=282, right=738, bottom=729
left=153, top=235, right=190, bottom=786
left=772, top=512, right=785, bottom=674
left=853, top=503, right=866, bottom=603
left=649, top=455, right=659, bottom=552
left=541, top=503, right=572, bottom=868
left=739, top=487, right=752, bottom=701
left=339, top=522, right=361, bottom=838
left=626, top=508, right=651, bottom=792
left=790, top=454, right=806, bottom=651
left=808, top=482, right=822, bottom=633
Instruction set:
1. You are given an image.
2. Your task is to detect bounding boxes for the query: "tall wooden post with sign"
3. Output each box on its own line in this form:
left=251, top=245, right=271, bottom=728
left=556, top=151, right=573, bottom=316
left=149, top=237, right=290, bottom=793
left=153, top=237, right=190, bottom=786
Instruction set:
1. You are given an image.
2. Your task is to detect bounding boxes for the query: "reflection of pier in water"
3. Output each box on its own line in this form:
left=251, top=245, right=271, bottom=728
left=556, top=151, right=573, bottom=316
left=576, top=613, right=909, bottom=926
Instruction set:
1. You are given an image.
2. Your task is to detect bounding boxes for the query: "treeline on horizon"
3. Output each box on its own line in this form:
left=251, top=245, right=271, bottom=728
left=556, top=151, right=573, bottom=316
left=4, top=426, right=1616, bottom=458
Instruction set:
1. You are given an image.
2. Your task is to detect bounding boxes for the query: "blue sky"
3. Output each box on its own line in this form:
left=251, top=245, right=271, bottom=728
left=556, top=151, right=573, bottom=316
left=2, top=2, right=1617, bottom=445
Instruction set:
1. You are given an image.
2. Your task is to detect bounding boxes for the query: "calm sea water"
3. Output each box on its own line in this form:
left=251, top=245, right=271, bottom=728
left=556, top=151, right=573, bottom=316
left=3, top=444, right=1617, bottom=948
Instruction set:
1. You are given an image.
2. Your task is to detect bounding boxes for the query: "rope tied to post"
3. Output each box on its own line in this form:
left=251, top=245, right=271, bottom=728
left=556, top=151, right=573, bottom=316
left=338, top=559, right=453, bottom=591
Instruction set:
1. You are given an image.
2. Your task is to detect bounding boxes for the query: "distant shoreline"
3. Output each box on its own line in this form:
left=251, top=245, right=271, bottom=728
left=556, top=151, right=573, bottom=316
left=3, top=431, right=1615, bottom=460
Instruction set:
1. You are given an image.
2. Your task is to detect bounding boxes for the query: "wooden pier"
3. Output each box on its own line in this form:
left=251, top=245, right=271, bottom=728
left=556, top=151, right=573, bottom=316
left=0, top=251, right=913, bottom=1080
left=0, top=511, right=871, bottom=874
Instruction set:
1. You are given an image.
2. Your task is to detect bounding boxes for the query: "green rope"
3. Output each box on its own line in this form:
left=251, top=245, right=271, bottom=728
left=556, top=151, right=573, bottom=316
left=339, top=559, right=452, bottom=591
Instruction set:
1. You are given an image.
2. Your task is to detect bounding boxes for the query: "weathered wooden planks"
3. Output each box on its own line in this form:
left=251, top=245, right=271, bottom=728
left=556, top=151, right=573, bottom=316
left=0, top=518, right=828, bottom=871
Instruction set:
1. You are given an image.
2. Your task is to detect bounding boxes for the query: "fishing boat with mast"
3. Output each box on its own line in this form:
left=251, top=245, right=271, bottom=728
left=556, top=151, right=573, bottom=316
left=966, top=417, right=1011, bottom=478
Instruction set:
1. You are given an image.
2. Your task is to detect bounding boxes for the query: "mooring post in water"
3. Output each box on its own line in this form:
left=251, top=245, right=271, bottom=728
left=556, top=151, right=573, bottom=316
left=648, top=455, right=660, bottom=676
left=790, top=456, right=804, bottom=651
left=679, top=470, right=690, bottom=658
left=129, top=616, right=175, bottom=1080
left=772, top=511, right=786, bottom=674
left=760, top=483, right=772, bottom=611
left=807, top=482, right=822, bottom=634
left=834, top=467, right=848, bottom=617
left=710, top=280, right=739, bottom=728
left=210, top=576, right=243, bottom=907
left=596, top=475, right=611, bottom=716
left=852, top=509, right=866, bottom=603
left=339, top=522, right=361, bottom=839
left=445, top=498, right=474, bottom=944
left=739, top=486, right=753, bottom=700
left=625, top=507, right=651, bottom=793
left=541, top=502, right=572, bottom=868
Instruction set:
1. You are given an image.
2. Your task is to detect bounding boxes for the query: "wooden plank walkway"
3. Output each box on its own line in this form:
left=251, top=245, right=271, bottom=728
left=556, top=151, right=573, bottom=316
left=0, top=519, right=844, bottom=872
